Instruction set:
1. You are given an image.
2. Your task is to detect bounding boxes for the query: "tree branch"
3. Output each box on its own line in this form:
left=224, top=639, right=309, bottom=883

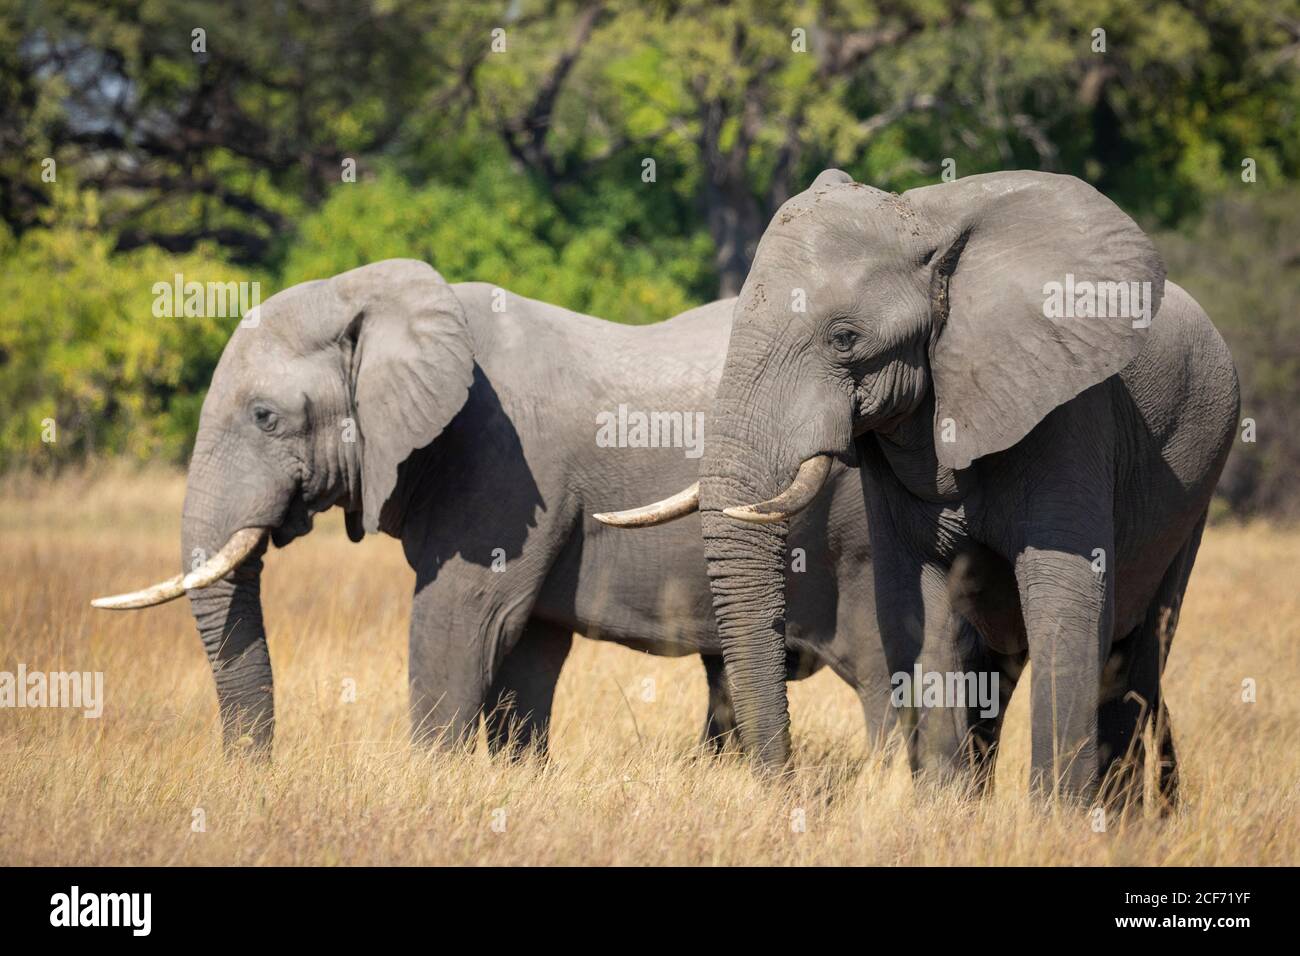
left=818, top=3, right=969, bottom=78
left=114, top=226, right=270, bottom=263
left=858, top=93, right=941, bottom=138
left=500, top=1, right=607, bottom=180
left=1010, top=113, right=1060, bottom=169
left=91, top=170, right=290, bottom=230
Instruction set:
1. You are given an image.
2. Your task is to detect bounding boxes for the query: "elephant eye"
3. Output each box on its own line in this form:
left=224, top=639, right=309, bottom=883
left=830, top=329, right=859, bottom=355
left=251, top=405, right=279, bottom=432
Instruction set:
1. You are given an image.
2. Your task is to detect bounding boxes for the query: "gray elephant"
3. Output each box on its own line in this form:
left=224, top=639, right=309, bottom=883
left=605, top=171, right=1239, bottom=805
left=92, top=260, right=894, bottom=756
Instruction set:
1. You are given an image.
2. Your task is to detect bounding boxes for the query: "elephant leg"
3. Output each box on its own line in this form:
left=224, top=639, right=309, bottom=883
left=900, top=564, right=1003, bottom=790
left=408, top=578, right=535, bottom=751
left=1097, top=514, right=1204, bottom=812
left=409, top=630, right=487, bottom=751
left=700, top=654, right=739, bottom=753
left=1154, top=700, right=1178, bottom=807
left=1015, top=554, right=1110, bottom=801
left=931, top=616, right=1015, bottom=797
left=1096, top=620, right=1165, bottom=814
left=1014, top=520, right=1113, bottom=803
left=823, top=574, right=898, bottom=752
left=850, top=646, right=899, bottom=755
left=485, top=620, right=573, bottom=759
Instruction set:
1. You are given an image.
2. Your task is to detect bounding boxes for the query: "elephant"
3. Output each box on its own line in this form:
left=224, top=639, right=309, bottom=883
left=91, top=259, right=895, bottom=758
left=602, top=170, right=1239, bottom=805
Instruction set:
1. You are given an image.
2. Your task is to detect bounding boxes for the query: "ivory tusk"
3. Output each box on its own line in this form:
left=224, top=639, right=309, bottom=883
left=89, top=574, right=187, bottom=610
left=592, top=482, right=700, bottom=529
left=91, top=527, right=267, bottom=610
left=722, top=455, right=832, bottom=524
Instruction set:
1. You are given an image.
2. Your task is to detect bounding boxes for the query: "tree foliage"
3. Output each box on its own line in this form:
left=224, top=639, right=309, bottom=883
left=0, top=188, right=257, bottom=467
left=1, top=0, right=1297, bottom=514
left=1156, top=189, right=1300, bottom=518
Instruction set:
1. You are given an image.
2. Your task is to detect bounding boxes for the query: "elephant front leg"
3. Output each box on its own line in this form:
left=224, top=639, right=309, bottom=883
left=1015, top=543, right=1111, bottom=803
left=408, top=588, right=529, bottom=751
left=912, top=577, right=1006, bottom=792
left=485, top=620, right=573, bottom=759
left=409, top=634, right=488, bottom=750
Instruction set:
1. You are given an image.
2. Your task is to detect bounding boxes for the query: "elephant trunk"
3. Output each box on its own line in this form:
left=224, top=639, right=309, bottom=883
left=699, top=369, right=798, bottom=771
left=700, top=507, right=791, bottom=771
left=181, top=462, right=274, bottom=753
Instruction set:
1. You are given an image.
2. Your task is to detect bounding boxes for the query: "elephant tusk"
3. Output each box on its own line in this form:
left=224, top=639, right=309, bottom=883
left=180, top=527, right=268, bottom=590
left=89, top=573, right=187, bottom=610
left=91, top=527, right=268, bottom=610
left=722, top=455, right=832, bottom=524
left=592, top=482, right=700, bottom=528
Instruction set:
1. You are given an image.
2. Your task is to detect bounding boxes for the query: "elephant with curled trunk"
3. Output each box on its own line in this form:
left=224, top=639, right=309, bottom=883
left=93, top=259, right=894, bottom=756
left=604, top=171, right=1239, bottom=805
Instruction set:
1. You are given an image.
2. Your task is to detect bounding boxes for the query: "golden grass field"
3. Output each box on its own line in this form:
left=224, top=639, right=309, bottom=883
left=1, top=467, right=1296, bottom=865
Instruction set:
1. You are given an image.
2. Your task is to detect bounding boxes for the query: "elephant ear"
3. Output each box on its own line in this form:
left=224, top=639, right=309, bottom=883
left=330, top=259, right=475, bottom=534
left=906, top=172, right=1165, bottom=470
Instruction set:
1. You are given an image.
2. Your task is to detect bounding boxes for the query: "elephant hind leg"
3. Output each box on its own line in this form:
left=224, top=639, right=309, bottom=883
left=1097, top=624, right=1168, bottom=814
left=485, top=620, right=573, bottom=760
left=1152, top=698, right=1179, bottom=807
left=700, top=655, right=740, bottom=753
left=1098, top=512, right=1206, bottom=813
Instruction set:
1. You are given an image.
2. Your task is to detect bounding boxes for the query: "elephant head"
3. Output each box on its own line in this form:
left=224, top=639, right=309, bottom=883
left=92, top=259, right=475, bottom=751
left=598, top=170, right=1164, bottom=772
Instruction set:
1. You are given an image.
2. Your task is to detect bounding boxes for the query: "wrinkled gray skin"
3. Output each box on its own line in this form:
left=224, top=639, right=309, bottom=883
left=691, top=170, right=1238, bottom=804
left=180, top=259, right=893, bottom=757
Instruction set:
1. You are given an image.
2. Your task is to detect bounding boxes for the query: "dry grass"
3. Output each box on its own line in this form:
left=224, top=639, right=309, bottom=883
left=1, top=466, right=1296, bottom=865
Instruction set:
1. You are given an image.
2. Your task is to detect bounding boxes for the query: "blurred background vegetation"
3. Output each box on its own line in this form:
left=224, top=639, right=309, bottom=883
left=1, top=0, right=1297, bottom=516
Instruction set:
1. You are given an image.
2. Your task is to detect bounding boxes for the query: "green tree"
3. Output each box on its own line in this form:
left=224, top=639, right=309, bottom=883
left=283, top=161, right=709, bottom=323
left=0, top=187, right=258, bottom=467
left=1156, top=188, right=1300, bottom=518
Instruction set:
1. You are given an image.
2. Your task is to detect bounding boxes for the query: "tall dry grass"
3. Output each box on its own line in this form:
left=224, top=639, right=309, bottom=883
left=0, top=467, right=1296, bottom=865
